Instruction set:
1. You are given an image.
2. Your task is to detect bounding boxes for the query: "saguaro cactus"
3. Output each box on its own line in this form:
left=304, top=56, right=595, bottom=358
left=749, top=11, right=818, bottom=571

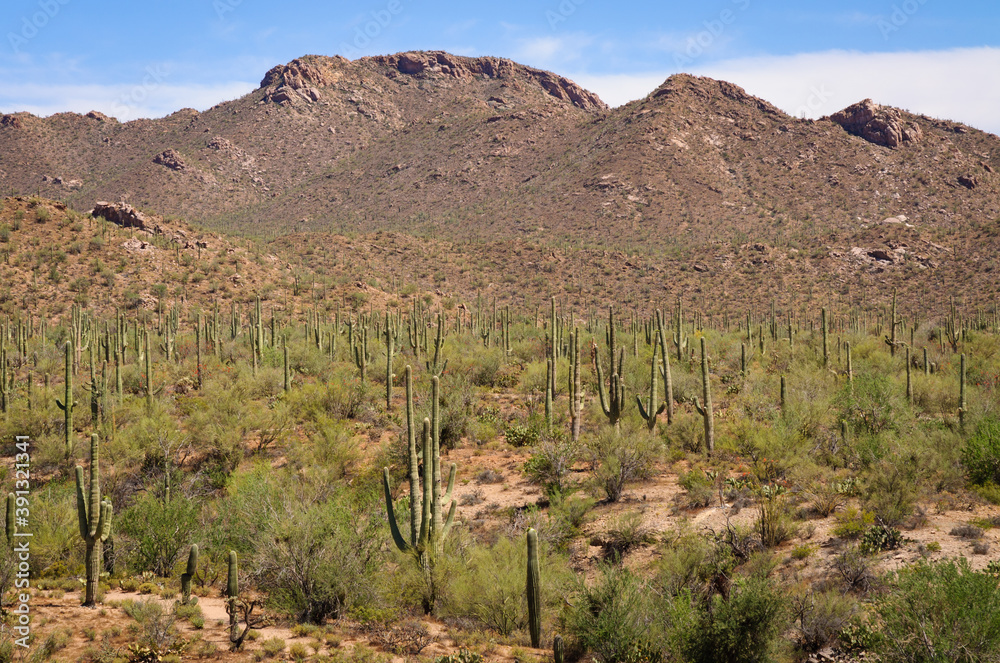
left=180, top=544, right=199, bottom=606
left=959, top=353, right=967, bottom=430
left=526, top=528, right=541, bottom=648
left=568, top=330, right=584, bottom=442
left=384, top=312, right=395, bottom=410
left=636, top=330, right=666, bottom=431
left=76, top=433, right=113, bottom=607
left=655, top=310, right=675, bottom=425
left=694, top=337, right=715, bottom=455
left=56, top=340, right=76, bottom=460
left=5, top=493, right=15, bottom=544
left=595, top=307, right=626, bottom=430
left=821, top=307, right=829, bottom=369
left=382, top=368, right=457, bottom=612
left=226, top=550, right=239, bottom=638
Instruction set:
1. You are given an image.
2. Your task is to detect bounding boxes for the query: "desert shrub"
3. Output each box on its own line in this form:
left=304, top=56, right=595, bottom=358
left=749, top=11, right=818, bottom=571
left=565, top=565, right=676, bottom=663
left=832, top=506, right=875, bottom=540
left=682, top=574, right=788, bottom=663
left=679, top=469, right=716, bottom=508
left=874, top=558, right=1000, bottom=663
left=831, top=546, right=876, bottom=594
left=861, top=457, right=916, bottom=527
left=253, top=484, right=384, bottom=623
left=837, top=373, right=905, bottom=439
left=756, top=488, right=797, bottom=548
left=962, top=417, right=1000, bottom=486
left=118, top=492, right=200, bottom=576
left=586, top=424, right=660, bottom=502
left=791, top=590, right=856, bottom=654
left=121, top=598, right=182, bottom=657
left=523, top=438, right=579, bottom=493
left=440, top=535, right=572, bottom=637
left=598, top=511, right=654, bottom=562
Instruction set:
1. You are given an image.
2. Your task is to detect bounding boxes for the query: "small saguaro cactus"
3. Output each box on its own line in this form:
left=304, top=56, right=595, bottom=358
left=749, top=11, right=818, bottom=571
left=545, top=358, right=553, bottom=434
left=180, top=544, right=199, bottom=606
left=694, top=337, right=715, bottom=455
left=226, top=550, right=239, bottom=639
left=56, top=340, right=76, bottom=460
left=425, top=313, right=448, bottom=378
left=636, top=329, right=666, bottom=431
left=76, top=433, right=113, bottom=607
left=353, top=325, right=371, bottom=382
left=526, top=528, right=541, bottom=648
left=554, top=635, right=564, bottom=663
left=821, top=307, right=829, bottom=369
left=5, top=493, right=15, bottom=544
left=959, top=353, right=967, bottom=430
left=568, top=330, right=584, bottom=443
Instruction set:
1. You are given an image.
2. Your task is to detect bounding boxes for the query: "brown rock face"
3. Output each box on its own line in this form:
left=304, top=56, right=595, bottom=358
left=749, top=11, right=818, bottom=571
left=958, top=174, right=978, bottom=189
left=91, top=202, right=153, bottom=230
left=0, top=115, right=23, bottom=129
left=372, top=51, right=606, bottom=111
left=153, top=149, right=186, bottom=171
left=827, top=99, right=922, bottom=148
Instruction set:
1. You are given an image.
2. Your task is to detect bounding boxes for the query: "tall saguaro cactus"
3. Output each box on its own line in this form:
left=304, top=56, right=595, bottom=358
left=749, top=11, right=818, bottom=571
left=568, top=329, right=584, bottom=443
left=526, top=528, right=541, bottom=648
left=383, top=367, right=457, bottom=612
left=959, top=353, right=967, bottom=430
left=595, top=307, right=626, bottom=431
left=694, top=337, right=715, bottom=455
left=655, top=310, right=675, bottom=425
left=76, top=433, right=113, bottom=607
left=226, top=551, right=239, bottom=639
left=636, top=329, right=666, bottom=431
left=56, top=340, right=76, bottom=460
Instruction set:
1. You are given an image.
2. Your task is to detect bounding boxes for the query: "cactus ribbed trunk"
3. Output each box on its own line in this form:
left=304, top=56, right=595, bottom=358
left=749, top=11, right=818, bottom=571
left=76, top=433, right=112, bottom=607
left=694, top=337, right=714, bottom=455
left=526, top=528, right=541, bottom=648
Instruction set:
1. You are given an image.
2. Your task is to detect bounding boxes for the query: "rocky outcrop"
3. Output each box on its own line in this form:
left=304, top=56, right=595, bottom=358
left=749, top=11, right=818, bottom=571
left=958, top=174, right=978, bottom=190
left=827, top=99, right=922, bottom=148
left=371, top=51, right=607, bottom=111
left=153, top=149, right=186, bottom=171
left=0, top=115, right=23, bottom=129
left=92, top=201, right=154, bottom=230
left=85, top=111, right=113, bottom=122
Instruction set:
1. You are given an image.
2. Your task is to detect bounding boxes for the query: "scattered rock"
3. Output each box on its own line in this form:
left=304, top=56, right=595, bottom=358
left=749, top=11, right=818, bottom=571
left=122, top=237, right=154, bottom=254
left=868, top=249, right=894, bottom=263
left=153, top=149, right=186, bottom=171
left=827, top=99, right=922, bottom=148
left=958, top=174, right=978, bottom=190
left=693, top=263, right=710, bottom=273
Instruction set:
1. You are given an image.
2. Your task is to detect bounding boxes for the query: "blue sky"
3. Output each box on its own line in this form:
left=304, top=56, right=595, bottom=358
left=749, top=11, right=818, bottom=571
left=2, top=0, right=999, bottom=132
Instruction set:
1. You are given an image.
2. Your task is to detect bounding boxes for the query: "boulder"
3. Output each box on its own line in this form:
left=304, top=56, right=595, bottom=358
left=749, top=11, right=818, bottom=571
left=827, top=99, right=922, bottom=148
left=958, top=174, right=978, bottom=190
left=153, top=149, right=186, bottom=171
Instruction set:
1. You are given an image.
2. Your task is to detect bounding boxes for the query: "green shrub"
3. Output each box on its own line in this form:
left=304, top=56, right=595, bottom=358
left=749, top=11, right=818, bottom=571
left=875, top=558, right=1000, bottom=663
left=565, top=565, right=671, bottom=663
left=261, top=637, right=286, bottom=658
left=504, top=422, right=539, bottom=447
left=860, top=524, right=903, bottom=554
left=962, top=418, right=1000, bottom=486
left=118, top=492, right=201, bottom=576
left=682, top=574, right=788, bottom=663
left=587, top=424, right=660, bottom=502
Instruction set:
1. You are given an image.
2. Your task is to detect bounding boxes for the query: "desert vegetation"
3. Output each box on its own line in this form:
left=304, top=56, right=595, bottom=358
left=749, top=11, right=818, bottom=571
left=0, top=237, right=999, bottom=663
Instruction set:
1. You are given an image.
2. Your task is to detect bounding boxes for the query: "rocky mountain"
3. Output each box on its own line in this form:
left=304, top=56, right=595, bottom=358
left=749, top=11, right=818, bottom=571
left=1, top=51, right=999, bottom=312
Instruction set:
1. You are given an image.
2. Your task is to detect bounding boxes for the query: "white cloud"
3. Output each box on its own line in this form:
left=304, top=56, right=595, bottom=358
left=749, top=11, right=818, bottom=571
left=0, top=81, right=257, bottom=121
left=568, top=47, right=1000, bottom=135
